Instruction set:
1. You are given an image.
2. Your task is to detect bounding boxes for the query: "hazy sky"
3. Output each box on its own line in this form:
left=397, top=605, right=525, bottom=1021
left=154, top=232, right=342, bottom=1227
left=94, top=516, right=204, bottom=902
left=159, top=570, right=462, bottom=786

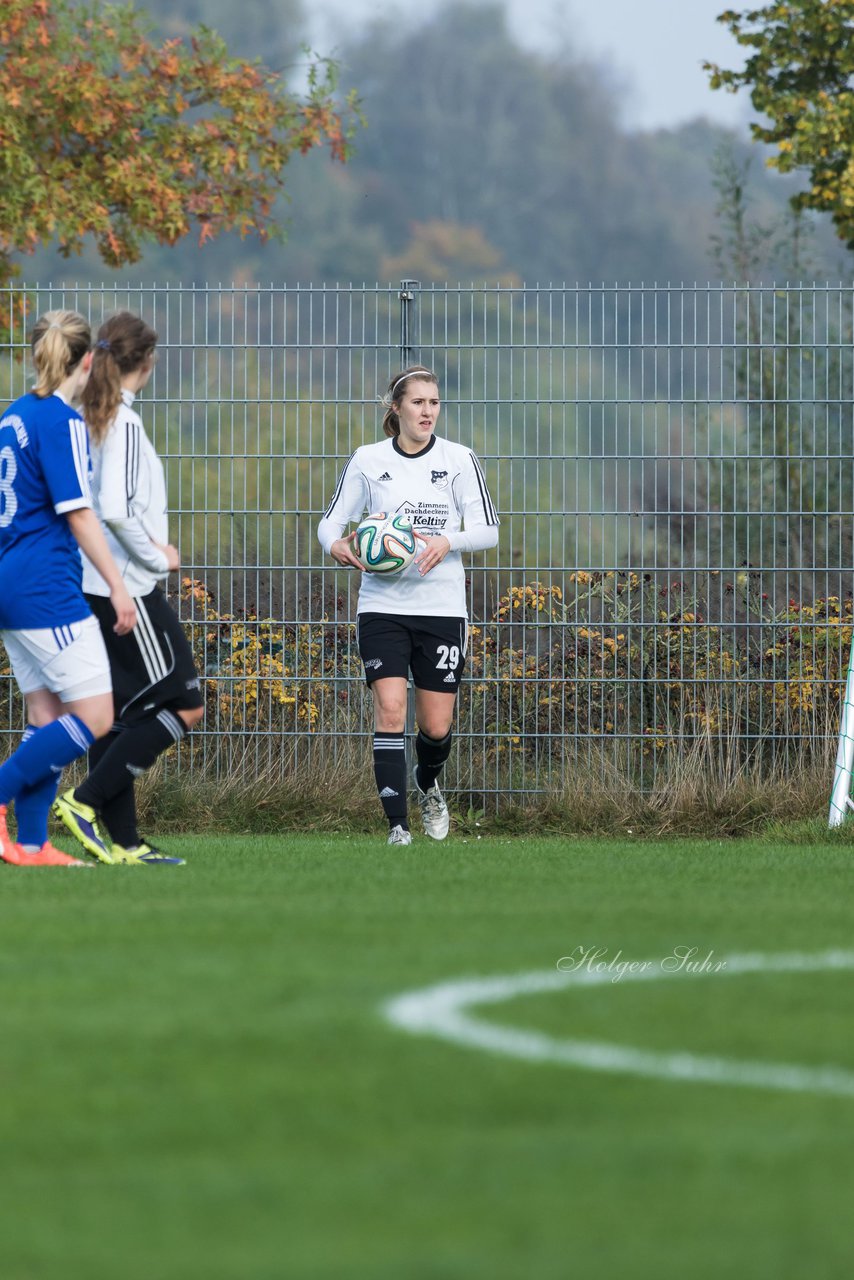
left=311, top=0, right=750, bottom=132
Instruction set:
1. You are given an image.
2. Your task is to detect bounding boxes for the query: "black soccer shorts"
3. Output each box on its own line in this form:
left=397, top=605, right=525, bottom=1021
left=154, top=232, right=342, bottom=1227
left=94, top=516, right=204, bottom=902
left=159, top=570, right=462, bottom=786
left=86, top=586, right=204, bottom=726
left=356, top=612, right=468, bottom=692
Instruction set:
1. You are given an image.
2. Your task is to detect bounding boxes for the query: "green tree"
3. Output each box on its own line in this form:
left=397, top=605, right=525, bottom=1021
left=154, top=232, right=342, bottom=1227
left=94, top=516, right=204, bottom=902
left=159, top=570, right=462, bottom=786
left=0, top=0, right=358, bottom=328
left=339, top=2, right=629, bottom=282
left=679, top=145, right=854, bottom=583
left=336, top=2, right=801, bottom=286
left=706, top=0, right=854, bottom=247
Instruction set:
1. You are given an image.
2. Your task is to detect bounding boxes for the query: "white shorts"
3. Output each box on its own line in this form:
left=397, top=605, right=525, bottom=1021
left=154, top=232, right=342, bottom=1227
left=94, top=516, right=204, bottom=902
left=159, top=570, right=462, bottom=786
left=1, top=614, right=112, bottom=701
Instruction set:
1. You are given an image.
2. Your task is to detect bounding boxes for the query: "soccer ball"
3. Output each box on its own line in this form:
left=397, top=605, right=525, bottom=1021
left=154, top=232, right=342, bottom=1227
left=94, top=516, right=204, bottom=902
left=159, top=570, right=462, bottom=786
left=354, top=511, right=418, bottom=573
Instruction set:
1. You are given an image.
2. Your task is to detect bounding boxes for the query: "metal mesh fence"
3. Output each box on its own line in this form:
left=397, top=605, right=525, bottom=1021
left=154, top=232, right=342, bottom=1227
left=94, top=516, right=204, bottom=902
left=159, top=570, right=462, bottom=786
left=2, top=282, right=852, bottom=798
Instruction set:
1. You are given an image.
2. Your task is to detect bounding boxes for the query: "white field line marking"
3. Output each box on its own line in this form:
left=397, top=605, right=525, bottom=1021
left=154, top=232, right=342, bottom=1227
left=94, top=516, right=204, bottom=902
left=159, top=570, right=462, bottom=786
left=383, top=951, right=854, bottom=1097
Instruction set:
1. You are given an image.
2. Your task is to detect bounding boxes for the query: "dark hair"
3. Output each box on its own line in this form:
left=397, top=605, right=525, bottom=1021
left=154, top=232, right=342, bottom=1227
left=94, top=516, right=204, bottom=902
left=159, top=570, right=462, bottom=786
left=30, top=310, right=91, bottom=397
left=82, top=311, right=158, bottom=442
left=381, top=366, right=439, bottom=438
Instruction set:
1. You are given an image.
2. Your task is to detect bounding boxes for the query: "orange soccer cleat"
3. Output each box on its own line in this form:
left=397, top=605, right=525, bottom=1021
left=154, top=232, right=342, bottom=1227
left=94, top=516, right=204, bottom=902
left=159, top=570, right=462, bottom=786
left=28, top=842, right=92, bottom=868
left=3, top=838, right=92, bottom=868
left=0, top=804, right=20, bottom=863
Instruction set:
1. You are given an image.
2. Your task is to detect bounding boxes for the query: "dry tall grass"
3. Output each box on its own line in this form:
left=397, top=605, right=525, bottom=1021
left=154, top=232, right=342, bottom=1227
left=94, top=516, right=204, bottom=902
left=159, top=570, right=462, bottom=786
left=121, top=728, right=844, bottom=840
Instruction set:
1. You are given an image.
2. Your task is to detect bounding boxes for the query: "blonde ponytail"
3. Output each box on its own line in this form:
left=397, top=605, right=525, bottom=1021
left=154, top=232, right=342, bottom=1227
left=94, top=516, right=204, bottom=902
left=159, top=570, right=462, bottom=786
left=31, top=310, right=91, bottom=397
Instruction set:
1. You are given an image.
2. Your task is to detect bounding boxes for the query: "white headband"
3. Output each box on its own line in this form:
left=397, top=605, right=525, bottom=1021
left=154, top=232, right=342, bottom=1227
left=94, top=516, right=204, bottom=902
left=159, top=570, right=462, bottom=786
left=390, top=369, right=434, bottom=398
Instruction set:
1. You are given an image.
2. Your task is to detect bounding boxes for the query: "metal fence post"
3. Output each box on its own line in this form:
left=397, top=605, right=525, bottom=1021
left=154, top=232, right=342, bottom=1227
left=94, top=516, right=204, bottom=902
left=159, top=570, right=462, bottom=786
left=398, top=280, right=421, bottom=746
left=399, top=280, right=420, bottom=366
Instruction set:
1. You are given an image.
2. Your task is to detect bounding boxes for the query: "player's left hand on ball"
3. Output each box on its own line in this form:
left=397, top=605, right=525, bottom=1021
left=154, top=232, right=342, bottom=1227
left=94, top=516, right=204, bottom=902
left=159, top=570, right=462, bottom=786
left=415, top=533, right=450, bottom=575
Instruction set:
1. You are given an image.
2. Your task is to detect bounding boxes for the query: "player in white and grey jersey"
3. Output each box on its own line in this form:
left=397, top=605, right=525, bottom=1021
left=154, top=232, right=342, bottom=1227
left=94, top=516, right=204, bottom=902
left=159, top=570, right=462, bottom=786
left=53, top=313, right=204, bottom=867
left=318, top=366, right=499, bottom=846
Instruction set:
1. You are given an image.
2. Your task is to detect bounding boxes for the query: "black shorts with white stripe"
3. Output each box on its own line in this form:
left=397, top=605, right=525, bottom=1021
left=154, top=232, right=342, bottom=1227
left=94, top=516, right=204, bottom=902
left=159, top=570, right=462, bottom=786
left=85, top=586, right=204, bottom=726
left=357, top=612, right=468, bottom=692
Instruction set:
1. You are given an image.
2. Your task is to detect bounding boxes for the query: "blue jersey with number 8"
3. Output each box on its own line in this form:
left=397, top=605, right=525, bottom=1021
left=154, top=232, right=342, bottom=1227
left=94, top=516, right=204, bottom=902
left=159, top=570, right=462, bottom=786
left=0, top=391, right=93, bottom=629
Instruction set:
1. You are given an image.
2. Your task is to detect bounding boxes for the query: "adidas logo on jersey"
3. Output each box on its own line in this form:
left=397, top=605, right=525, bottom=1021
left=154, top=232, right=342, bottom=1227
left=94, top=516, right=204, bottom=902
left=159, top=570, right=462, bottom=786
left=377, top=471, right=392, bottom=481
left=379, top=786, right=399, bottom=798
left=443, top=671, right=457, bottom=683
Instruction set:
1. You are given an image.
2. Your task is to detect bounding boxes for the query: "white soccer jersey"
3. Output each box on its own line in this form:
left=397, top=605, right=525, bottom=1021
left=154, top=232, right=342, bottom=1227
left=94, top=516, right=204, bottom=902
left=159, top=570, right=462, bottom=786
left=318, top=434, right=499, bottom=617
left=82, top=389, right=170, bottom=598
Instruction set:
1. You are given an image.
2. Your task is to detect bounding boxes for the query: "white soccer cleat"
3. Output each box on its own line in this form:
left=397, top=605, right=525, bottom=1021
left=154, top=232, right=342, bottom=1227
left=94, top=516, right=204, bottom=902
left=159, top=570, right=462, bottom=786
left=413, top=766, right=450, bottom=840
left=387, top=824, right=413, bottom=846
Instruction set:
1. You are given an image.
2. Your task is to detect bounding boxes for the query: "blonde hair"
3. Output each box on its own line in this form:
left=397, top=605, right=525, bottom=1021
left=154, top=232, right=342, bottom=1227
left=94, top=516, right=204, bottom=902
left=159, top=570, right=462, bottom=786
left=381, top=366, right=438, bottom=438
left=30, top=310, right=92, bottom=398
left=82, top=311, right=158, bottom=443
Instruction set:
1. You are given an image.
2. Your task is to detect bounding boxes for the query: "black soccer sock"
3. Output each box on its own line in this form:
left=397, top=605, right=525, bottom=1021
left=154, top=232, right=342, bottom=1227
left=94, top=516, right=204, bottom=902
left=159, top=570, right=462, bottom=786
left=75, top=710, right=186, bottom=813
left=373, top=732, right=408, bottom=829
left=415, top=728, right=452, bottom=792
left=85, top=729, right=115, bottom=776
left=100, top=779, right=140, bottom=848
left=78, top=729, right=138, bottom=845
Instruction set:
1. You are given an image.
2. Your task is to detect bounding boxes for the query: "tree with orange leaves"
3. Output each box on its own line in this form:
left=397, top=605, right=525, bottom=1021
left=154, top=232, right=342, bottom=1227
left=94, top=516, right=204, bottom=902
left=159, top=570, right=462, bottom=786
left=0, top=0, right=359, bottom=329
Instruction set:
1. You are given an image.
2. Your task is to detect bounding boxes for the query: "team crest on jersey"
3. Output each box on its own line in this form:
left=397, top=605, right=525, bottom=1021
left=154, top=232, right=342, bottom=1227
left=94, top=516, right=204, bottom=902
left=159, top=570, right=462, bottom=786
left=431, top=470, right=449, bottom=490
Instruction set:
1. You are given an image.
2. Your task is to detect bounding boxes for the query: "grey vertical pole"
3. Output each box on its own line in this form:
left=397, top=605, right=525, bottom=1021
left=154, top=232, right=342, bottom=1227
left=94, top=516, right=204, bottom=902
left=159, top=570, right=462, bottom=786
left=398, top=281, right=421, bottom=759
left=829, top=639, right=854, bottom=826
left=399, top=280, right=421, bottom=366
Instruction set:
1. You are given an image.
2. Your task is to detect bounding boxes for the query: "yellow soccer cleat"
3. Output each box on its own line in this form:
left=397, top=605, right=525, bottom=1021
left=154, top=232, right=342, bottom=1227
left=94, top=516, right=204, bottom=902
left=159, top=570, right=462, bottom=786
left=111, top=841, right=186, bottom=867
left=52, top=789, right=114, bottom=864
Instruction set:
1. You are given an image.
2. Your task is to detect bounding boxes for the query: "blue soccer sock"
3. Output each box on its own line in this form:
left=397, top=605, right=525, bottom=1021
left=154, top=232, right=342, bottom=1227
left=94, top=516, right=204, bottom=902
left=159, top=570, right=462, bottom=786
left=13, top=726, right=62, bottom=849
left=0, top=715, right=95, bottom=807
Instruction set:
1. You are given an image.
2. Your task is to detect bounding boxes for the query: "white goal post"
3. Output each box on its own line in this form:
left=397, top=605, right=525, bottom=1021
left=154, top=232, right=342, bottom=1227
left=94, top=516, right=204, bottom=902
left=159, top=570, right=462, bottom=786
left=829, top=640, right=854, bottom=826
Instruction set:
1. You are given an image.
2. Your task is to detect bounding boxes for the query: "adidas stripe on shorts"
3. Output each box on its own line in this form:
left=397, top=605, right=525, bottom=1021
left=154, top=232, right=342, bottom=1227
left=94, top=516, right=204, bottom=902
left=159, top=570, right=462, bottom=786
left=86, top=586, right=203, bottom=725
left=1, top=613, right=112, bottom=700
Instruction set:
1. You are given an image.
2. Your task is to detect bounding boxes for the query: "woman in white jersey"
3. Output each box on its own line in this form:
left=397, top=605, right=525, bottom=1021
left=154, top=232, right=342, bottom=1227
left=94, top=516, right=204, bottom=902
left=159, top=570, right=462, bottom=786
left=53, top=312, right=204, bottom=866
left=318, top=366, right=499, bottom=845
left=0, top=310, right=137, bottom=867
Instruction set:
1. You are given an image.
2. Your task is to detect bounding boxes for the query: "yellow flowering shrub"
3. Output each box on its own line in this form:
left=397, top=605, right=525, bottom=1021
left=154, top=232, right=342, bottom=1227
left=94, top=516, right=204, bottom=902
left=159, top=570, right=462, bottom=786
left=466, top=576, right=853, bottom=762
left=173, top=573, right=853, bottom=763
left=4, top=573, right=844, bottom=774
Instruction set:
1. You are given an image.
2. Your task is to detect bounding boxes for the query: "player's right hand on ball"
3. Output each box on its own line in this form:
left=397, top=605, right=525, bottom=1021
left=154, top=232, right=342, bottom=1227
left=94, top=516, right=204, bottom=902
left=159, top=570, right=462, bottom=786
left=330, top=532, right=363, bottom=569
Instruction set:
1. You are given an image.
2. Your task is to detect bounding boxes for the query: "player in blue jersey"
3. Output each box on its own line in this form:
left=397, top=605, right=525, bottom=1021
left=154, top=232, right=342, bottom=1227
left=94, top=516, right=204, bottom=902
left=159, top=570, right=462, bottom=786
left=318, top=366, right=499, bottom=845
left=0, top=310, right=137, bottom=867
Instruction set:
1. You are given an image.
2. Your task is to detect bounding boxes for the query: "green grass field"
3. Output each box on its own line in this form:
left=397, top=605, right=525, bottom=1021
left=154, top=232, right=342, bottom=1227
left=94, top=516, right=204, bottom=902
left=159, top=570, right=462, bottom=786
left=2, top=832, right=853, bottom=1280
